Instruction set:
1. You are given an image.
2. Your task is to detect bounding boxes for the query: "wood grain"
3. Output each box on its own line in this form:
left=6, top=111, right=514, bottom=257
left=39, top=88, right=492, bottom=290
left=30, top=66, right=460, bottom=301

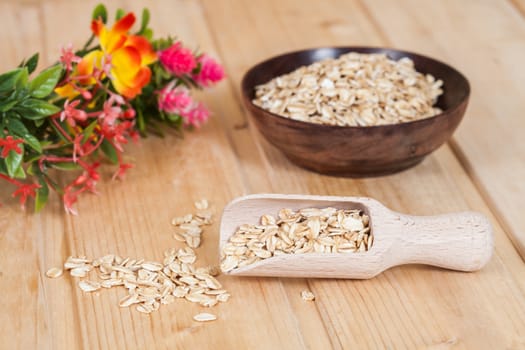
left=0, top=0, right=523, bottom=349
left=359, top=0, right=525, bottom=259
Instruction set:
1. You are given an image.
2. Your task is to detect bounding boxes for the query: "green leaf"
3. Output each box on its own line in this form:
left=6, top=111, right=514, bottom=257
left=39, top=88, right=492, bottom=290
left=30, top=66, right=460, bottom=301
left=25, top=53, right=39, bottom=74
left=92, top=3, right=108, bottom=23
left=49, top=119, right=70, bottom=142
left=5, top=119, right=41, bottom=152
left=50, top=162, right=82, bottom=171
left=6, top=117, right=28, bottom=135
left=26, top=162, right=37, bottom=176
left=138, top=8, right=150, bottom=34
left=10, top=86, right=29, bottom=101
left=16, top=99, right=61, bottom=120
left=29, top=64, right=62, bottom=98
left=167, top=113, right=181, bottom=122
left=142, top=28, right=153, bottom=41
left=35, top=176, right=49, bottom=212
left=5, top=142, right=24, bottom=178
left=15, top=68, right=29, bottom=90
left=115, top=8, right=125, bottom=20
left=0, top=99, right=18, bottom=112
left=0, top=159, right=7, bottom=175
left=137, top=109, right=145, bottom=133
left=100, top=139, right=118, bottom=164
left=14, top=163, right=26, bottom=179
left=82, top=120, right=98, bottom=143
left=0, top=68, right=24, bottom=93
left=23, top=134, right=42, bottom=153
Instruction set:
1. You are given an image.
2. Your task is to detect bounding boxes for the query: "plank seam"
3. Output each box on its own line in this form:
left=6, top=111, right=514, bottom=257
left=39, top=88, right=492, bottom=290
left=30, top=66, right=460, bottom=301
left=509, top=0, right=525, bottom=18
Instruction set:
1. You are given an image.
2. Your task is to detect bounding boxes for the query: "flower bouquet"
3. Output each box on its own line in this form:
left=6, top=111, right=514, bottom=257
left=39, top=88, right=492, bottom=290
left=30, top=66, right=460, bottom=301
left=0, top=4, right=224, bottom=214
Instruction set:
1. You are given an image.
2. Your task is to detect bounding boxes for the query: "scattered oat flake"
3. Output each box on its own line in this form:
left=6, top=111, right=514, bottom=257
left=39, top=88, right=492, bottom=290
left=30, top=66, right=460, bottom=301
left=45, top=267, right=63, bottom=279
left=301, top=290, right=315, bottom=301
left=194, top=199, right=209, bottom=210
left=193, top=312, right=217, bottom=322
left=172, top=202, right=214, bottom=249
left=78, top=280, right=100, bottom=292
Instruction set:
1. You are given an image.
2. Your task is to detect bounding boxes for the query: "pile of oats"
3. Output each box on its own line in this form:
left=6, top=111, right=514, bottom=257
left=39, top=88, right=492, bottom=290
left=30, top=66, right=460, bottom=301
left=46, top=199, right=229, bottom=316
left=57, top=248, right=228, bottom=314
left=252, top=52, right=444, bottom=126
left=220, top=207, right=372, bottom=272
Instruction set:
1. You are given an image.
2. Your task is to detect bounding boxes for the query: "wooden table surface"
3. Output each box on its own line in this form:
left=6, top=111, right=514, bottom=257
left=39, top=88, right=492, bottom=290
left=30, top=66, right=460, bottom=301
left=1, top=0, right=525, bottom=349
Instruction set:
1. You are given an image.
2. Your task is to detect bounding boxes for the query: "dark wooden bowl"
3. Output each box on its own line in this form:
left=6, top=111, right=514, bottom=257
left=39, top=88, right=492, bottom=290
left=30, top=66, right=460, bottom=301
left=241, top=47, right=470, bottom=177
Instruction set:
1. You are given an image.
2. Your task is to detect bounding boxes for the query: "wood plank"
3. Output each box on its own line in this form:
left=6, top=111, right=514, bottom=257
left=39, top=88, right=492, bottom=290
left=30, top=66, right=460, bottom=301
left=0, top=2, right=83, bottom=349
left=201, top=0, right=525, bottom=348
left=0, top=0, right=333, bottom=349
left=356, top=0, right=525, bottom=259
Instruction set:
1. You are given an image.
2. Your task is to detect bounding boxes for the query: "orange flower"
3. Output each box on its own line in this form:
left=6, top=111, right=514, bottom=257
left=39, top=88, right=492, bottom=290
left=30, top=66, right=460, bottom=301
left=57, top=13, right=156, bottom=99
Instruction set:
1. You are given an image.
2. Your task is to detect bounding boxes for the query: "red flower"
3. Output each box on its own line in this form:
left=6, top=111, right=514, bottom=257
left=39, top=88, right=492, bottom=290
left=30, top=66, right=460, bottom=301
left=112, top=163, right=133, bottom=180
left=100, top=121, right=133, bottom=152
left=63, top=162, right=100, bottom=215
left=0, top=136, right=23, bottom=158
left=63, top=188, right=79, bottom=215
left=12, top=183, right=40, bottom=209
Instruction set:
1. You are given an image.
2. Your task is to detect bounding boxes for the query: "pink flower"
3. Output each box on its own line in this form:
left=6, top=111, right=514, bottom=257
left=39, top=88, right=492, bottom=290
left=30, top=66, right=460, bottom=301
left=193, top=54, right=225, bottom=87
left=72, top=134, right=84, bottom=163
left=60, top=100, right=88, bottom=127
left=99, top=94, right=124, bottom=126
left=157, top=83, right=193, bottom=115
left=0, top=136, right=24, bottom=158
left=159, top=42, right=196, bottom=76
left=183, top=103, right=210, bottom=128
left=60, top=44, right=81, bottom=71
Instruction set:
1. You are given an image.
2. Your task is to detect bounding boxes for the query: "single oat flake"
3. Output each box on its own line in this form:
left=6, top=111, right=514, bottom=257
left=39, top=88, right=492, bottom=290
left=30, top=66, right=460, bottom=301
left=45, top=267, right=63, bottom=279
left=193, top=312, right=217, bottom=322
left=301, top=290, right=316, bottom=301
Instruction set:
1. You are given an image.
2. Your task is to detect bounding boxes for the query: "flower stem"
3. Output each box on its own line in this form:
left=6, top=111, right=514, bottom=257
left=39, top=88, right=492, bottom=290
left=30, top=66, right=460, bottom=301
left=51, top=117, right=74, bottom=143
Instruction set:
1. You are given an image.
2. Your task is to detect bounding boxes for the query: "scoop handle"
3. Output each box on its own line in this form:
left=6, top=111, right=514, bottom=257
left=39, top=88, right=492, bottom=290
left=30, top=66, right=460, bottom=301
left=391, top=211, right=493, bottom=271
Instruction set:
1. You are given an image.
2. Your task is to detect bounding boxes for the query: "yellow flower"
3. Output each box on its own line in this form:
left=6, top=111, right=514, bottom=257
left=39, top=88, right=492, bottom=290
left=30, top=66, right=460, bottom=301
left=56, top=13, right=156, bottom=99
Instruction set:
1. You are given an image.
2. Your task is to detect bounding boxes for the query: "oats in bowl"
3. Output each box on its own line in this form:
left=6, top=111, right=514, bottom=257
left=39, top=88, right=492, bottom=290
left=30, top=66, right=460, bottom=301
left=252, top=52, right=444, bottom=127
left=241, top=47, right=470, bottom=176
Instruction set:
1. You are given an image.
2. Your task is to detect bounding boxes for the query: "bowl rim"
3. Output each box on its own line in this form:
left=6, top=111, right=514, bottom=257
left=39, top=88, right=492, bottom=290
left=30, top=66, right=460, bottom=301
left=241, top=46, right=471, bottom=130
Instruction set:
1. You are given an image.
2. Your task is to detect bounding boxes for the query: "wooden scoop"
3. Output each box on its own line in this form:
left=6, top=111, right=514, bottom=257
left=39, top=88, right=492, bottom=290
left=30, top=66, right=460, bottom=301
left=219, top=194, right=493, bottom=279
